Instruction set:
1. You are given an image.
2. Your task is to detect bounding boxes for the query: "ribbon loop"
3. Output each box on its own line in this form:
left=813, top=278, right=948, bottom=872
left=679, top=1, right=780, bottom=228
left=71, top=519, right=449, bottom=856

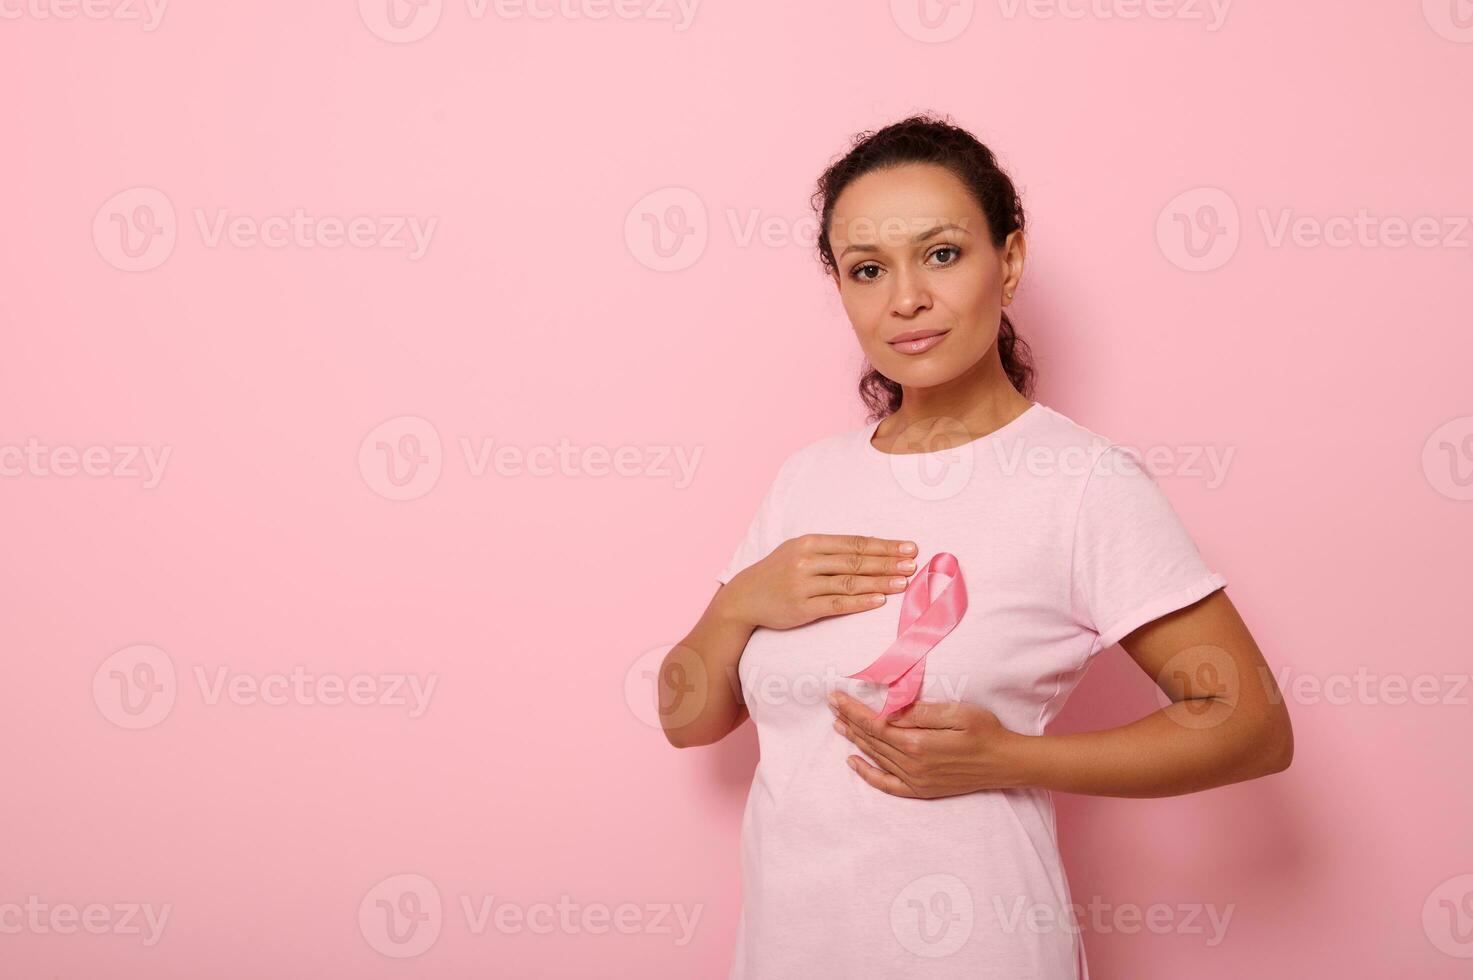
left=843, top=552, right=968, bottom=718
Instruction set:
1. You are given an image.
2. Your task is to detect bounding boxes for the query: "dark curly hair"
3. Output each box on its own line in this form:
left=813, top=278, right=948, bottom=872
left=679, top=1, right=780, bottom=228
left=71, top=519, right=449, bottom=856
left=812, top=113, right=1036, bottom=421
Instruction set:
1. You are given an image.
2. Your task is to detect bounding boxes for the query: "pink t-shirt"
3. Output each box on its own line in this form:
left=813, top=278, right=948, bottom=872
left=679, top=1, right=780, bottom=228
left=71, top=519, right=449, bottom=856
left=715, top=401, right=1227, bottom=979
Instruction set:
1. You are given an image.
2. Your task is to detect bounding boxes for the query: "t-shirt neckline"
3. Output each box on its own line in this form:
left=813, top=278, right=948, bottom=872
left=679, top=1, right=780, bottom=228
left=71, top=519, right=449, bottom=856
left=863, top=401, right=1044, bottom=459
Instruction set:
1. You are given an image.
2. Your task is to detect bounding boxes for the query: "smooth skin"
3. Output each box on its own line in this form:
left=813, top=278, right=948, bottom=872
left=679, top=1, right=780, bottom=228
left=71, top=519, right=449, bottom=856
left=664, top=162, right=1293, bottom=800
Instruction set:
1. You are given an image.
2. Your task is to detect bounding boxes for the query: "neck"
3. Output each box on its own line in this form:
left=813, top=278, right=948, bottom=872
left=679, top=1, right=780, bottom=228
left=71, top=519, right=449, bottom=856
left=875, top=346, right=1033, bottom=450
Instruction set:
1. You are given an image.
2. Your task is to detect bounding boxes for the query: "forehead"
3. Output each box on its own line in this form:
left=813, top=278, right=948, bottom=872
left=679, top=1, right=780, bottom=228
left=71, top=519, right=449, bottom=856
left=828, top=163, right=981, bottom=247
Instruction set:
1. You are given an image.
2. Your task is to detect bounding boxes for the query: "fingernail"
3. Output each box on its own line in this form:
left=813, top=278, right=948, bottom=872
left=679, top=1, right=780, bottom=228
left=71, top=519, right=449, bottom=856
left=900, top=542, right=917, bottom=554
left=889, top=577, right=906, bottom=589
left=898, top=560, right=916, bottom=572
left=847, top=757, right=858, bottom=770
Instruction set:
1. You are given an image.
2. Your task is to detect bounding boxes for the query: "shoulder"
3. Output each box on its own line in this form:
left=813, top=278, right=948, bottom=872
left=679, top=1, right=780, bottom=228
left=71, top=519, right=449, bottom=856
left=1025, top=404, right=1148, bottom=484
left=766, top=423, right=867, bottom=481
left=1027, top=403, right=1114, bottom=453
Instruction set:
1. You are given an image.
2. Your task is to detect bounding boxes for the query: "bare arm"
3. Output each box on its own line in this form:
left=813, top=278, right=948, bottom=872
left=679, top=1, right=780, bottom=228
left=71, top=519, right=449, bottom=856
left=657, top=585, right=756, bottom=749
left=1012, top=589, right=1294, bottom=797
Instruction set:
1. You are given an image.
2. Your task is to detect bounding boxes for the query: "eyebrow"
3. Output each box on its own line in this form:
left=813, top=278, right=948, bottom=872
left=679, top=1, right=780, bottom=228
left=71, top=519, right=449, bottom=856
left=837, top=222, right=970, bottom=260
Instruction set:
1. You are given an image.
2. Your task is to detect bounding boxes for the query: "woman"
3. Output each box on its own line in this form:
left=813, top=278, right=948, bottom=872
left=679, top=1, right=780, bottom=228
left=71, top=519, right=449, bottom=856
left=660, top=114, right=1293, bottom=979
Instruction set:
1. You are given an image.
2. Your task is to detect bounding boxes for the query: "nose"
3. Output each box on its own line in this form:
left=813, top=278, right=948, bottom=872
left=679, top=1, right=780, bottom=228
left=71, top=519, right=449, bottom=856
left=889, top=265, right=932, bottom=318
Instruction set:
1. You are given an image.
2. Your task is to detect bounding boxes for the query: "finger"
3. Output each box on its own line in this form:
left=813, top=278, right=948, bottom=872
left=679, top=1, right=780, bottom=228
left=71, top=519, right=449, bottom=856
left=829, top=689, right=891, bottom=736
left=834, top=715, right=915, bottom=776
left=846, top=753, right=917, bottom=797
left=800, top=534, right=917, bottom=560
left=831, top=692, right=920, bottom=758
left=808, top=570, right=912, bottom=599
left=884, top=699, right=968, bottom=730
left=800, top=551, right=919, bottom=581
left=796, top=537, right=919, bottom=599
left=803, top=592, right=891, bottom=618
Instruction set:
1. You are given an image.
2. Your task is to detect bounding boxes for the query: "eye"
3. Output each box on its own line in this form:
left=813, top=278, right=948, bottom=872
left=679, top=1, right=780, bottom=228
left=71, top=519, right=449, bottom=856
left=847, top=246, right=959, bottom=283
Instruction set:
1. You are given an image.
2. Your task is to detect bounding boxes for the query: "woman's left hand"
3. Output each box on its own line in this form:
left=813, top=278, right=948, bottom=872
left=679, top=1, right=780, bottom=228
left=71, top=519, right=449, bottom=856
left=828, top=690, right=1030, bottom=798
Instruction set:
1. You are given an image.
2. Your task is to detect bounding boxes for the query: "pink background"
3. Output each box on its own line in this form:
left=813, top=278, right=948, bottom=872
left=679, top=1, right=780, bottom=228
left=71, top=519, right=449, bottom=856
left=3, top=0, right=1471, bottom=976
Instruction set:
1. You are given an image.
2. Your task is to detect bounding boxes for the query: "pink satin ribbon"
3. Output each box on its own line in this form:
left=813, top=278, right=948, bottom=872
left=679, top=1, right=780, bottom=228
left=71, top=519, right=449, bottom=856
left=843, top=552, right=968, bottom=718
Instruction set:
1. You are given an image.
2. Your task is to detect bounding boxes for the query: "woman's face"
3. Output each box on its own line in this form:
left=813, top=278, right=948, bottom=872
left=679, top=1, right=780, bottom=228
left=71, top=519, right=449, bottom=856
left=826, top=162, right=1023, bottom=388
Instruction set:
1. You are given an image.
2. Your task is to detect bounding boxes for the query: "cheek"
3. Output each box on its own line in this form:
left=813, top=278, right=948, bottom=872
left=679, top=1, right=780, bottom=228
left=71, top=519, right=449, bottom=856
left=938, top=271, right=993, bottom=318
left=931, top=279, right=1001, bottom=355
left=840, top=287, right=884, bottom=334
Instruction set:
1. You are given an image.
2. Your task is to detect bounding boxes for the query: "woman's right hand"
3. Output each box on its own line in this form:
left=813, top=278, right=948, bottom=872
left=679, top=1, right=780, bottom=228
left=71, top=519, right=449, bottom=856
left=719, top=534, right=920, bottom=631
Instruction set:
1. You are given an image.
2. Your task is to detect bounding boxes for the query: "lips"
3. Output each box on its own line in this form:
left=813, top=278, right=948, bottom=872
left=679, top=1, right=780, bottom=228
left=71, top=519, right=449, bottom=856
left=888, top=329, right=947, bottom=344
left=886, top=329, right=950, bottom=355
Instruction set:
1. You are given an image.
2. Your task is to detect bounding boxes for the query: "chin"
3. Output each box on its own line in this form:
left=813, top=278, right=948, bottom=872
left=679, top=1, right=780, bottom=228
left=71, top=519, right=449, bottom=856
left=874, top=358, right=967, bottom=388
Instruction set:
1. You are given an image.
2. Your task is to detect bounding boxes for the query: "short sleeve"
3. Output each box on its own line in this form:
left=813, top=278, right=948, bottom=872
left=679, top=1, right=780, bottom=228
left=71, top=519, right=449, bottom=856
left=715, top=455, right=794, bottom=586
left=1069, top=445, right=1227, bottom=651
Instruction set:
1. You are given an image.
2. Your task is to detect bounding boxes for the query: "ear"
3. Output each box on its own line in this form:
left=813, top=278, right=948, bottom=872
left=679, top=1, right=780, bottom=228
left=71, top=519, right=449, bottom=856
left=1001, top=230, right=1026, bottom=296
